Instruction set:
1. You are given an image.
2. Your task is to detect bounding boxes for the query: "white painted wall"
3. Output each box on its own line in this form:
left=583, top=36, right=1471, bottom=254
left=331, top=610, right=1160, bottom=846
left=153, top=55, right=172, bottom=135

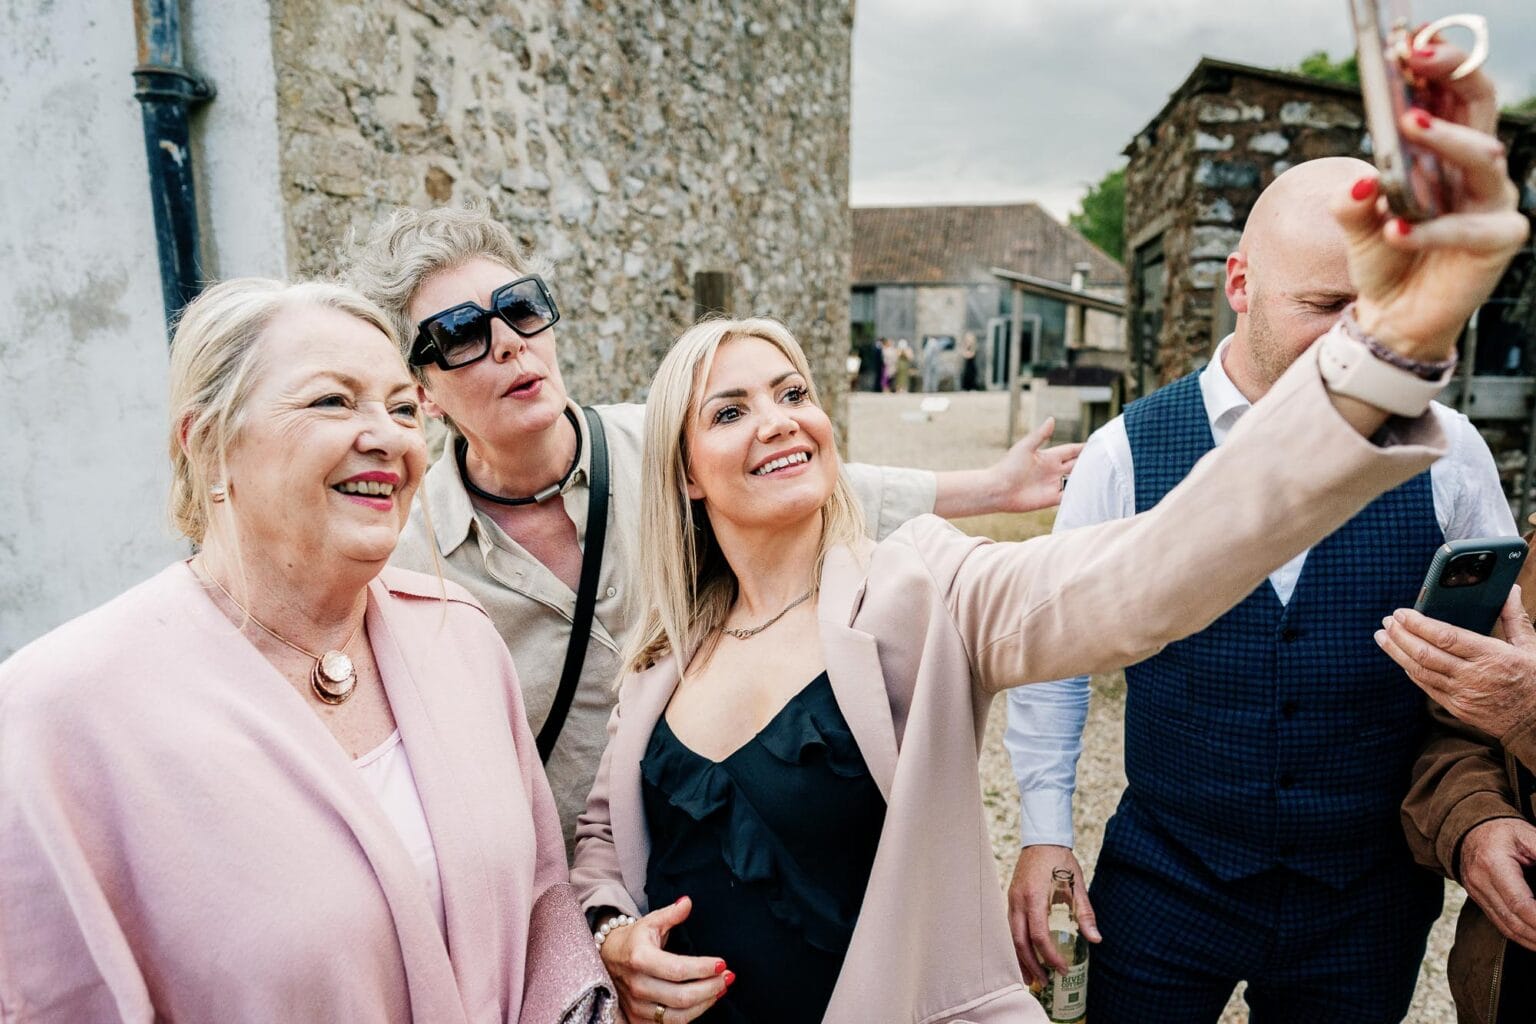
left=188, top=0, right=288, bottom=279
left=0, top=0, right=284, bottom=659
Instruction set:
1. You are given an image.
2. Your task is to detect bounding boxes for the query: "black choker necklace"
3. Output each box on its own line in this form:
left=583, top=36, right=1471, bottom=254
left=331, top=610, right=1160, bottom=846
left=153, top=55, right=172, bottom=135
left=457, top=407, right=583, bottom=506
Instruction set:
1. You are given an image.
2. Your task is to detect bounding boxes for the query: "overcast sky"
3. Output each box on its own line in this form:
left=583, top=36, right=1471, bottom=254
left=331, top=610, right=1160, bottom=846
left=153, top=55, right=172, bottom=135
left=850, top=0, right=1536, bottom=221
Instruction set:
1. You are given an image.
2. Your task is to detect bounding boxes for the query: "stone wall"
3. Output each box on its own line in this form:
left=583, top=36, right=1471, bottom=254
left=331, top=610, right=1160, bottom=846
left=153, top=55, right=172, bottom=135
left=270, top=0, right=854, bottom=415
left=1125, top=66, right=1376, bottom=385
left=1125, top=60, right=1535, bottom=386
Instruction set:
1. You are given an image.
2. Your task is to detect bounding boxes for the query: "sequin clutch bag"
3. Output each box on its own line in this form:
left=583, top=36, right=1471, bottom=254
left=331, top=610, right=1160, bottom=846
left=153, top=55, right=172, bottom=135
left=521, top=882, right=617, bottom=1024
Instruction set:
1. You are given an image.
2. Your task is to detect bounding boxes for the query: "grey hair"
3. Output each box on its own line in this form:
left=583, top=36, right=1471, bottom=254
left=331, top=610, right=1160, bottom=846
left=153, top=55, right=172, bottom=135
left=340, top=201, right=551, bottom=382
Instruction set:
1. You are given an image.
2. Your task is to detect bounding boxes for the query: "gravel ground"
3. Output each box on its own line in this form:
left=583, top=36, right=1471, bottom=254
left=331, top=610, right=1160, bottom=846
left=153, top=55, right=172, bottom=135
left=846, top=389, right=1460, bottom=1024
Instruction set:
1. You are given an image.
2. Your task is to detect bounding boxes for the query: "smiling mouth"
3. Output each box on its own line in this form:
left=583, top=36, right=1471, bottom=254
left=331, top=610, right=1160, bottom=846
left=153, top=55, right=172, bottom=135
left=752, top=452, right=811, bottom=476
left=334, top=480, right=396, bottom=497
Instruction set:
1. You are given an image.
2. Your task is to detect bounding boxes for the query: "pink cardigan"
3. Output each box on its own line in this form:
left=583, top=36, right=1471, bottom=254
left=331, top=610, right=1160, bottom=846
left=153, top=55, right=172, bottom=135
left=572, top=349, right=1448, bottom=1024
left=0, top=564, right=567, bottom=1023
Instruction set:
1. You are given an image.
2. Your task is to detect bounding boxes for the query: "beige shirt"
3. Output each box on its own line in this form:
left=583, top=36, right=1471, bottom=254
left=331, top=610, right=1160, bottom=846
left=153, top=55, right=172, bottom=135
left=391, top=401, right=937, bottom=851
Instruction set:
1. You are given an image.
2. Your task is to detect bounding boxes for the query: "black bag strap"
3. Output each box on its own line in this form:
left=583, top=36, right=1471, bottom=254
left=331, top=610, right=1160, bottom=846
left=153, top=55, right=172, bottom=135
left=536, top=406, right=610, bottom=763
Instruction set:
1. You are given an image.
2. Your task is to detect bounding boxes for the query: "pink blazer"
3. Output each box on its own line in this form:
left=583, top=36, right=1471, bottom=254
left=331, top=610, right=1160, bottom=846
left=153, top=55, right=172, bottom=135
left=572, top=349, right=1447, bottom=1024
left=0, top=564, right=568, bottom=1023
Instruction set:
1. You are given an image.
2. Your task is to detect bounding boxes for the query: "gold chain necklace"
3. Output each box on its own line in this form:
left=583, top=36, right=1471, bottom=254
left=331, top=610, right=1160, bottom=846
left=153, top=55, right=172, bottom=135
left=198, top=564, right=363, bottom=705
left=721, top=589, right=813, bottom=640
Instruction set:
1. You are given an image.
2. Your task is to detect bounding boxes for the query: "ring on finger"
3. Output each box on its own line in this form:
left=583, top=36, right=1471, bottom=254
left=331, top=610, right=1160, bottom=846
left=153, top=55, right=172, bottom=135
left=654, top=1004, right=667, bottom=1024
left=1412, top=15, right=1489, bottom=81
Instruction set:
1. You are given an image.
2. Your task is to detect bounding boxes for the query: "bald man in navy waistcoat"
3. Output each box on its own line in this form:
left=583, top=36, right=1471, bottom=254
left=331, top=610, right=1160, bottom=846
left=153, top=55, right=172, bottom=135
left=1003, top=157, right=1517, bottom=1022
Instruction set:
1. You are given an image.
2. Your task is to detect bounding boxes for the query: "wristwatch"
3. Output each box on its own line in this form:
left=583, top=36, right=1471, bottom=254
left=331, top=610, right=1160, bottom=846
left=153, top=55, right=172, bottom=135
left=1317, top=319, right=1454, bottom=418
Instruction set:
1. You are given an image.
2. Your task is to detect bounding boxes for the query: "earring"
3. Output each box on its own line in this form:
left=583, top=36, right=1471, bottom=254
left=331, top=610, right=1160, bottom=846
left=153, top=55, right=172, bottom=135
left=209, top=483, right=228, bottom=503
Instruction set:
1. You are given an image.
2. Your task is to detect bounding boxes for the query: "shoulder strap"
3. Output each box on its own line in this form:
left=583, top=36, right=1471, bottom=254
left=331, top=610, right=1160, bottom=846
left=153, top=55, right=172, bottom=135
left=536, top=406, right=610, bottom=763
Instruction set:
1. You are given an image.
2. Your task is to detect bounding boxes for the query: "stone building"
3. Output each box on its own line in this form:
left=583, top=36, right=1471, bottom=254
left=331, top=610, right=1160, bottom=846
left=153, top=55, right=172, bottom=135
left=851, top=203, right=1125, bottom=389
left=2, top=0, right=856, bottom=657
left=1122, top=57, right=1536, bottom=394
left=276, top=0, right=857, bottom=403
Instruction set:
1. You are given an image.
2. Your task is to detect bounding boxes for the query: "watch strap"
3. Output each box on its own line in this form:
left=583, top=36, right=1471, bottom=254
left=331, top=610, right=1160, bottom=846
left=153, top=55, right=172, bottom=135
left=1317, top=320, right=1453, bottom=418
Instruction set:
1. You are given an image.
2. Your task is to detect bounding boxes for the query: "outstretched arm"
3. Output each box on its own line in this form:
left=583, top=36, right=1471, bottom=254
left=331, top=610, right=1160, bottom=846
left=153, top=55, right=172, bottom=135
left=943, top=52, right=1525, bottom=693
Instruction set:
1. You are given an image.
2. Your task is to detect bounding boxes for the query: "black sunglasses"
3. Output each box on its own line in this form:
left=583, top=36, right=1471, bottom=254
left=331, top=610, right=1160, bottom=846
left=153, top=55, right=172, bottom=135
left=409, top=274, right=561, bottom=370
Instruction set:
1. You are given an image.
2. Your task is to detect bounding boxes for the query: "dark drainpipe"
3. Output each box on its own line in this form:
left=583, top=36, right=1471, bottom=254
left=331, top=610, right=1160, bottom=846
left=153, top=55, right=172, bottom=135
left=132, top=0, right=215, bottom=338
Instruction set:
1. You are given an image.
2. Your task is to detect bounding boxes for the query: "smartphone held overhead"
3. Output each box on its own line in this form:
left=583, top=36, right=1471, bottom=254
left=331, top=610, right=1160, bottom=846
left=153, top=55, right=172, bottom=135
left=1349, top=0, right=1491, bottom=221
left=1413, top=538, right=1527, bottom=634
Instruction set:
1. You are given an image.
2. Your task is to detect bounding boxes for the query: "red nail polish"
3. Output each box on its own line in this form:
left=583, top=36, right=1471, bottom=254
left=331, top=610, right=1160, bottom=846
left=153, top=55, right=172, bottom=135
left=1350, top=177, right=1377, bottom=201
left=724, top=971, right=736, bottom=986
left=1394, top=218, right=1413, bottom=236
left=714, top=961, right=728, bottom=975
left=1413, top=46, right=1436, bottom=59
left=1410, top=108, right=1432, bottom=130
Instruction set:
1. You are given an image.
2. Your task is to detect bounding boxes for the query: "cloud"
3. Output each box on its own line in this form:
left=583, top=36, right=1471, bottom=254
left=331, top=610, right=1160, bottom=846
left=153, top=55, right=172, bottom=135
left=851, top=0, right=1536, bottom=221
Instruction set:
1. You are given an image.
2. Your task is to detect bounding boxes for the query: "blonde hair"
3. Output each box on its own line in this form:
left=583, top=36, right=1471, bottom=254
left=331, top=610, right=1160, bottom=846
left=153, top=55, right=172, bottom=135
left=166, top=278, right=399, bottom=544
left=623, top=317, right=866, bottom=674
left=340, top=201, right=551, bottom=382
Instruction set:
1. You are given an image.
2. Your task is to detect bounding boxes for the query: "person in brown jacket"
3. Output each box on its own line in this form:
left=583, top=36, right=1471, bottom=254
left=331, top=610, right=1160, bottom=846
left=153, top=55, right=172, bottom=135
left=1389, top=572, right=1536, bottom=1022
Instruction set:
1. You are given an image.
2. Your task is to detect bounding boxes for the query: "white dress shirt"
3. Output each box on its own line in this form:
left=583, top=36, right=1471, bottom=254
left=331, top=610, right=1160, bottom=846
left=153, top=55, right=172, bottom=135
left=1005, top=336, right=1518, bottom=847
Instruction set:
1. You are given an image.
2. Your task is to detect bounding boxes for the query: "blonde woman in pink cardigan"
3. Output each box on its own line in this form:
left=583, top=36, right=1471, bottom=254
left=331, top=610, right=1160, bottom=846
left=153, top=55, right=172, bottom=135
left=0, top=280, right=610, bottom=1023
left=572, top=58, right=1527, bottom=1024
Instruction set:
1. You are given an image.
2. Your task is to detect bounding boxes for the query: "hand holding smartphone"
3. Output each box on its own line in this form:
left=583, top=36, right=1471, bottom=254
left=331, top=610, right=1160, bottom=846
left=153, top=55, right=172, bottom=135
left=1414, top=538, right=1528, bottom=634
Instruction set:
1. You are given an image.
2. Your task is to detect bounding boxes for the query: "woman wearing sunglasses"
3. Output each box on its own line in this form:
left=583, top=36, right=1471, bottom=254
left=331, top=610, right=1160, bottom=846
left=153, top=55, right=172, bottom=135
left=342, top=207, right=1081, bottom=847
left=570, top=64, right=1529, bottom=1024
left=0, top=280, right=610, bottom=1022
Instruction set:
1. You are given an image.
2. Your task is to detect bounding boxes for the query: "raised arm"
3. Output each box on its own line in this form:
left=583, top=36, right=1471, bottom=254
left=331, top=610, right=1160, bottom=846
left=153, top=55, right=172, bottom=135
left=946, top=53, right=1524, bottom=693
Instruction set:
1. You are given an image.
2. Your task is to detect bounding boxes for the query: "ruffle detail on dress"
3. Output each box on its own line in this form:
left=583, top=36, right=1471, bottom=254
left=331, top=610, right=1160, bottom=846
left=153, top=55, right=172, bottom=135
left=639, top=676, right=871, bottom=952
left=750, top=681, right=870, bottom=781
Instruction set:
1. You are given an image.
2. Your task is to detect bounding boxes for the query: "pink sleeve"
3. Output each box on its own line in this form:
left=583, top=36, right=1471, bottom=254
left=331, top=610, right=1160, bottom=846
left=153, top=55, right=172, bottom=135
left=570, top=700, right=641, bottom=918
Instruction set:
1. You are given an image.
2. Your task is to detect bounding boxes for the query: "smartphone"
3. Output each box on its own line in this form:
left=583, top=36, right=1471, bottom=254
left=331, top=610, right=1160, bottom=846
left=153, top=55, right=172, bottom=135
left=1413, top=538, right=1528, bottom=634
left=1350, top=0, right=1450, bottom=221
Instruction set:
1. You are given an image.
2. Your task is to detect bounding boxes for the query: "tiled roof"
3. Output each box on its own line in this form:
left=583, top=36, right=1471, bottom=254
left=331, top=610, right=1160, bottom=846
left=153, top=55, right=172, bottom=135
left=851, top=202, right=1125, bottom=287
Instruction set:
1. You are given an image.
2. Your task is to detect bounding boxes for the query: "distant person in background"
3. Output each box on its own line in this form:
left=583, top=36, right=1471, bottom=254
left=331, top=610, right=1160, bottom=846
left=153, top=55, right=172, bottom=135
left=920, top=336, right=942, bottom=392
left=961, top=332, right=981, bottom=391
left=894, top=338, right=914, bottom=392
left=879, top=337, right=895, bottom=392
left=859, top=336, right=883, bottom=392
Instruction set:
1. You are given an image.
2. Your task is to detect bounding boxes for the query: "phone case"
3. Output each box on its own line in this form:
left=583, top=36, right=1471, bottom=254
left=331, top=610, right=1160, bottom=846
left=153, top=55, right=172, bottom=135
left=1413, top=538, right=1528, bottom=634
left=1350, top=0, right=1449, bottom=221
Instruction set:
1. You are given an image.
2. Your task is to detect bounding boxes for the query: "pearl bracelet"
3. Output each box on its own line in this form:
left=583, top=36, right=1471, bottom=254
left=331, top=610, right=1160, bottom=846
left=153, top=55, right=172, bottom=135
left=594, top=913, right=637, bottom=948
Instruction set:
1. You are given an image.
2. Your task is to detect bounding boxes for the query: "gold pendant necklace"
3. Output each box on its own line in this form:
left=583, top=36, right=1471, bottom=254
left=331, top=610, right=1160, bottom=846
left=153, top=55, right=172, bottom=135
left=722, top=589, right=814, bottom=640
left=198, top=565, right=363, bottom=705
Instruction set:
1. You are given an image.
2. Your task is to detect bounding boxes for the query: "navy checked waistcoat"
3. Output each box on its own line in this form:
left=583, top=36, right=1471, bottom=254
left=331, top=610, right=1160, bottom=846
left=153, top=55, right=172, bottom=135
left=1121, top=371, right=1443, bottom=886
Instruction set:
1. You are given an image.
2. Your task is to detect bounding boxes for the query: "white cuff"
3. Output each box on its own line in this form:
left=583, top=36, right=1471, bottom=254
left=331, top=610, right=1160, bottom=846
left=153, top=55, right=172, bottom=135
left=1017, top=786, right=1075, bottom=848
